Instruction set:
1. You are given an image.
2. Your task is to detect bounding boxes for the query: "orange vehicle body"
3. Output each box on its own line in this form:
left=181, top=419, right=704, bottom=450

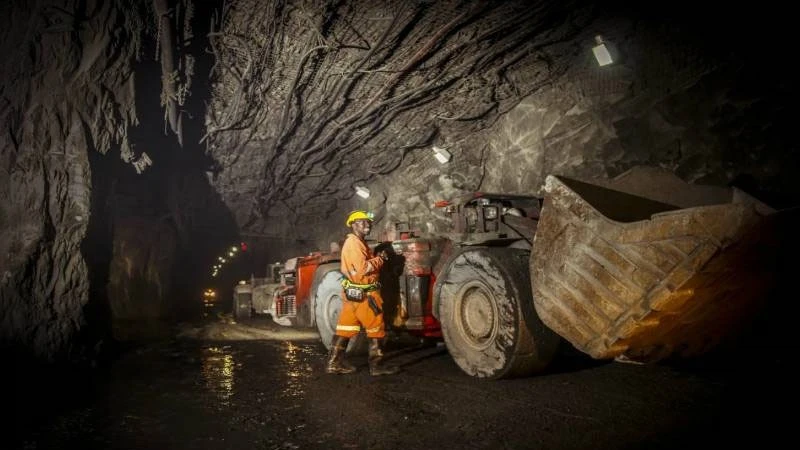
left=271, top=238, right=444, bottom=339
left=271, top=251, right=340, bottom=327
left=245, top=166, right=791, bottom=380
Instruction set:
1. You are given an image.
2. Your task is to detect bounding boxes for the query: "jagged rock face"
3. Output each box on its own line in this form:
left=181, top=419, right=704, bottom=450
left=108, top=218, right=176, bottom=323
left=205, top=0, right=596, bottom=246
left=1, top=0, right=797, bottom=363
left=1, top=1, right=151, bottom=361
left=205, top=0, right=796, bottom=250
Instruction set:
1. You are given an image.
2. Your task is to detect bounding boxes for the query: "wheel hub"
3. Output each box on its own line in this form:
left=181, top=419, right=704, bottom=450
left=457, top=283, right=496, bottom=348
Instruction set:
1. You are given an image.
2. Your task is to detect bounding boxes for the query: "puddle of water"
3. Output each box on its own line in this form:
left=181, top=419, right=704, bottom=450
left=281, top=342, right=308, bottom=400
left=201, top=346, right=236, bottom=405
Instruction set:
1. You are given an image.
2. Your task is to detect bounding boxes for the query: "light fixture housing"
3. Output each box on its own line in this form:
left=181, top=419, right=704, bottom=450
left=592, top=35, right=613, bottom=66
left=432, top=146, right=451, bottom=164
left=355, top=186, right=371, bottom=199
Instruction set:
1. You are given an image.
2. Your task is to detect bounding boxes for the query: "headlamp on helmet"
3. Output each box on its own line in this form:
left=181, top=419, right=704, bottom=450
left=346, top=210, right=374, bottom=226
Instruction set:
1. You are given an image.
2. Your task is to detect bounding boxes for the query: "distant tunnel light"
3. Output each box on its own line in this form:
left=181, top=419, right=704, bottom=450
left=433, top=146, right=451, bottom=164
left=592, top=35, right=613, bottom=66
left=355, top=186, right=371, bottom=199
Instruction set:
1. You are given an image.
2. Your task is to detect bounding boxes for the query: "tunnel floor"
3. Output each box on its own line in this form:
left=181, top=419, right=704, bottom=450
left=10, top=301, right=795, bottom=450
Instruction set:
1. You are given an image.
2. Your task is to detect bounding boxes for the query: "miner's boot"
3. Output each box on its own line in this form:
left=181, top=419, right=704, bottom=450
left=368, top=338, right=399, bottom=376
left=326, top=335, right=356, bottom=374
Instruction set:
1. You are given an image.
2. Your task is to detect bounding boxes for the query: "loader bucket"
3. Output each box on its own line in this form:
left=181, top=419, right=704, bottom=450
left=531, top=166, right=789, bottom=363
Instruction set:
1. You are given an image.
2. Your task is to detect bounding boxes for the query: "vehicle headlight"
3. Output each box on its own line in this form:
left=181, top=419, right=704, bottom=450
left=484, top=206, right=498, bottom=220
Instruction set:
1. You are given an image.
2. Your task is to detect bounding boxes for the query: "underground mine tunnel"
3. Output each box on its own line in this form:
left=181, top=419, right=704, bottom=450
left=3, top=1, right=799, bottom=448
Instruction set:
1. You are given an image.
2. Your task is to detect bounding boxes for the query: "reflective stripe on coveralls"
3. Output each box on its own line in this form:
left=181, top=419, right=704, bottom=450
left=335, top=292, right=386, bottom=339
left=341, top=278, right=379, bottom=291
left=335, top=233, right=387, bottom=339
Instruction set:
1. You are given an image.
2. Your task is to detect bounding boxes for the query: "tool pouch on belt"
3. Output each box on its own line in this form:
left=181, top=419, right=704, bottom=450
left=367, top=295, right=382, bottom=315
left=344, top=287, right=365, bottom=302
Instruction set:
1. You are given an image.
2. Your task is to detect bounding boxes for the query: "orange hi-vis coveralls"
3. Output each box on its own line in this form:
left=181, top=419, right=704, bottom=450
left=335, top=233, right=387, bottom=339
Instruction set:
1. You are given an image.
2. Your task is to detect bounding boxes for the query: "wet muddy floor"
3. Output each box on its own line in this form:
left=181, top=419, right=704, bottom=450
left=10, top=302, right=796, bottom=450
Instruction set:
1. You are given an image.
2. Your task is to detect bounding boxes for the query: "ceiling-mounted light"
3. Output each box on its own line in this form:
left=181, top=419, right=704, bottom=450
left=592, top=35, right=613, bottom=66
left=432, top=146, right=451, bottom=164
left=355, top=186, right=371, bottom=199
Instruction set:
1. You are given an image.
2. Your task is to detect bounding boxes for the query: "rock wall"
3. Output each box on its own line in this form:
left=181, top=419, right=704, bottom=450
left=0, top=1, right=151, bottom=362
left=340, top=6, right=798, bottom=249
left=107, top=217, right=177, bottom=340
left=204, top=0, right=598, bottom=246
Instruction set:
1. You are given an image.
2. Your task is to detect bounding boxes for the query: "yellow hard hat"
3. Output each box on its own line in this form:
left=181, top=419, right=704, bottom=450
left=346, top=210, right=374, bottom=226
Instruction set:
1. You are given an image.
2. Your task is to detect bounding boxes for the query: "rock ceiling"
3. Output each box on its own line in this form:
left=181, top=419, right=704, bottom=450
left=202, top=0, right=597, bottom=237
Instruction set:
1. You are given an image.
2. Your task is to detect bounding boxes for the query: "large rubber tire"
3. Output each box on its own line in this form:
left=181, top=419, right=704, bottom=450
left=312, top=269, right=367, bottom=354
left=437, top=247, right=560, bottom=379
left=308, top=263, right=341, bottom=328
left=233, top=293, right=253, bottom=321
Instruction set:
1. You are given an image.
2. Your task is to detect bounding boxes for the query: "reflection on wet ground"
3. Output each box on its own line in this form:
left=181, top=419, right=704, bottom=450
left=201, top=346, right=236, bottom=405
left=9, top=298, right=798, bottom=450
left=13, top=327, right=326, bottom=449
left=281, top=342, right=310, bottom=401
